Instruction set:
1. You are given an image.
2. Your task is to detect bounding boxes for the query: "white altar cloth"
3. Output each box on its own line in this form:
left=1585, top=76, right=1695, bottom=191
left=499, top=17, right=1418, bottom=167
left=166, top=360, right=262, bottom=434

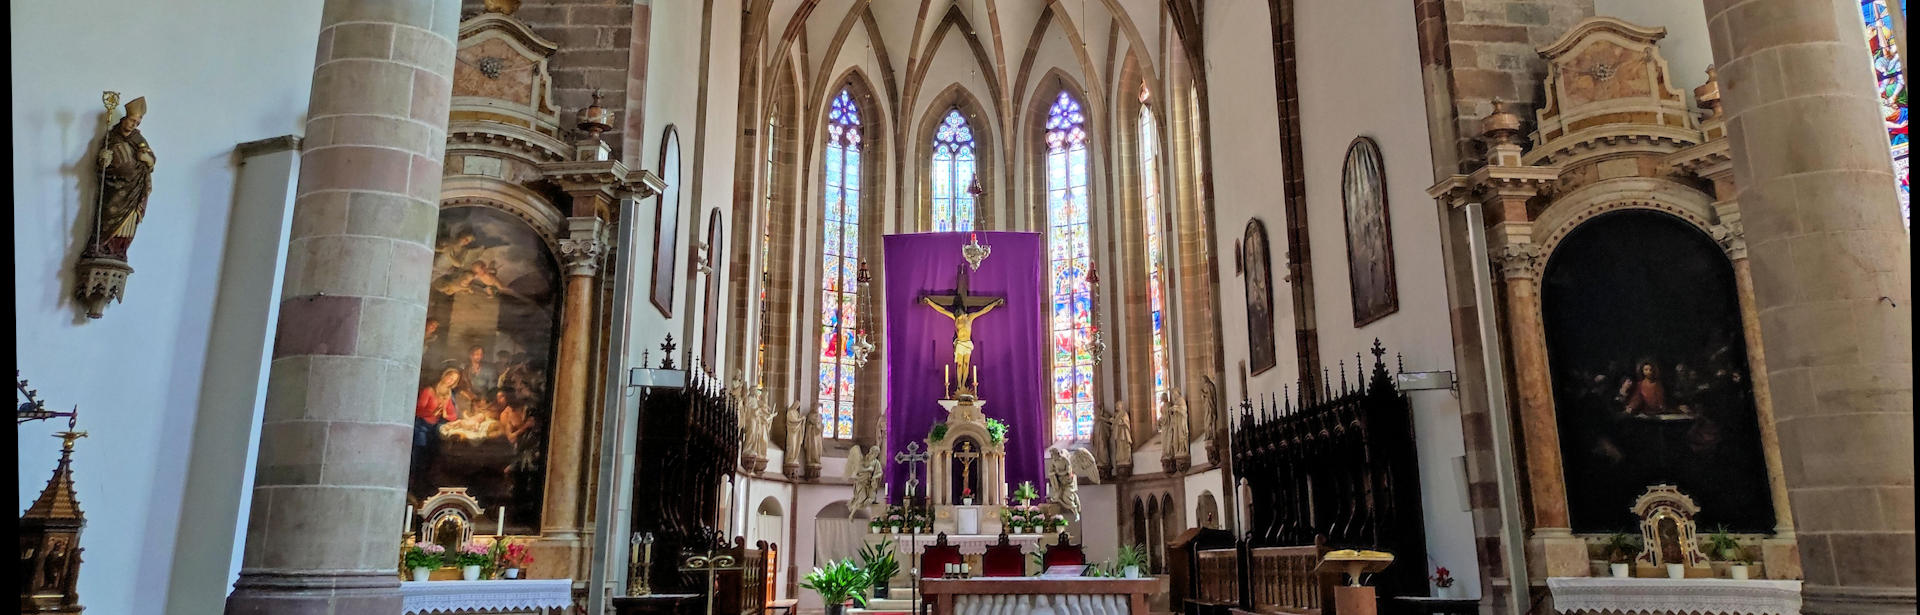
left=401, top=579, right=574, bottom=614
left=1547, top=577, right=1801, bottom=615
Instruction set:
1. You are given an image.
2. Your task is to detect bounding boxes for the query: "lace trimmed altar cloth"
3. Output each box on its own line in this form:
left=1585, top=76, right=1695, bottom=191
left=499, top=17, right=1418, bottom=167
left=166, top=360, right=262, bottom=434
left=401, top=579, right=574, bottom=614
left=1547, top=577, right=1801, bottom=615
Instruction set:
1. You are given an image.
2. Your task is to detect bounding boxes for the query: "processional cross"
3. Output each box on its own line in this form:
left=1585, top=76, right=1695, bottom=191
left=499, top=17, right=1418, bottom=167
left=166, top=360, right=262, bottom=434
left=920, top=264, right=1006, bottom=396
left=894, top=441, right=930, bottom=501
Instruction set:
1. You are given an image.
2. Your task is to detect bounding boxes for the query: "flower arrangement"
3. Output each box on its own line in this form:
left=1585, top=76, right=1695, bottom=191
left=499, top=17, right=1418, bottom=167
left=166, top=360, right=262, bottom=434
left=1049, top=514, right=1068, bottom=530
left=498, top=541, right=533, bottom=570
left=455, top=542, right=493, bottom=567
left=1001, top=505, right=1049, bottom=532
left=404, top=544, right=446, bottom=570
left=886, top=512, right=905, bottom=530
left=962, top=487, right=975, bottom=502
left=1012, top=481, right=1040, bottom=505
left=1430, top=566, right=1454, bottom=588
left=985, top=418, right=1008, bottom=444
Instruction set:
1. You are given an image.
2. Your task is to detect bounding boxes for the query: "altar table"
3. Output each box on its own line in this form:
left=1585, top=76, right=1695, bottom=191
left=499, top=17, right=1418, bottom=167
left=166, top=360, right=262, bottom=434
left=877, top=533, right=1048, bottom=556
left=400, top=579, right=574, bottom=614
left=1546, top=577, right=1802, bottom=615
left=921, top=577, right=1158, bottom=615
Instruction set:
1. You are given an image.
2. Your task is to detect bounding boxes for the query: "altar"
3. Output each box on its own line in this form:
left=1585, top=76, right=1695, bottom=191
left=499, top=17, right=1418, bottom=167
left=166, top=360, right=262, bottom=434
left=920, top=577, right=1158, bottom=615
left=400, top=579, right=574, bottom=615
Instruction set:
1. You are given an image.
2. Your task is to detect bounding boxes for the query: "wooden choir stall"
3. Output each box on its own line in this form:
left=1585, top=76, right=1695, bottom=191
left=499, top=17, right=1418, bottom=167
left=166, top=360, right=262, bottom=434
left=1175, top=342, right=1429, bottom=615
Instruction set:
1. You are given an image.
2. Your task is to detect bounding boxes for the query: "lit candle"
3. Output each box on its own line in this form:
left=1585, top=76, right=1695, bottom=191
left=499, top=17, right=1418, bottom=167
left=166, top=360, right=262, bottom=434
left=405, top=505, right=414, bottom=531
left=944, top=365, right=950, bottom=393
left=972, top=366, right=978, bottom=386
left=497, top=507, right=506, bottom=536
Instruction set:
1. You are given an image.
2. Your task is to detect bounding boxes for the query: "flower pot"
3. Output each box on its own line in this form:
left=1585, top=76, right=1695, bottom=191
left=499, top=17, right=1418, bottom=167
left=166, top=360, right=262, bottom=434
left=1122, top=566, right=1140, bottom=579
left=1609, top=563, right=1630, bottom=578
left=463, top=565, right=482, bottom=581
left=412, top=567, right=433, bottom=583
left=825, top=602, right=847, bottom=615
left=506, top=568, right=521, bottom=579
left=874, top=585, right=891, bottom=599
left=963, top=498, right=974, bottom=506
left=1666, top=563, right=1684, bottom=579
left=871, top=526, right=880, bottom=534
left=1729, top=565, right=1749, bottom=580
left=1434, top=584, right=1458, bottom=599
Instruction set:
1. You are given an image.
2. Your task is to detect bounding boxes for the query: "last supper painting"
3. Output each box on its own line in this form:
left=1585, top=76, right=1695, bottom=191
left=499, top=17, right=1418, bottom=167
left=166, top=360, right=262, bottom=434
left=408, top=205, right=560, bottom=534
left=1542, top=211, right=1774, bottom=533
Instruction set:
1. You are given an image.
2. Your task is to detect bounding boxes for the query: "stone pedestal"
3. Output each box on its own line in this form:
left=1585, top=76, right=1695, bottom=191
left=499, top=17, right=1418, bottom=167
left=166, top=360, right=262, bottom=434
left=1528, top=530, right=1592, bottom=579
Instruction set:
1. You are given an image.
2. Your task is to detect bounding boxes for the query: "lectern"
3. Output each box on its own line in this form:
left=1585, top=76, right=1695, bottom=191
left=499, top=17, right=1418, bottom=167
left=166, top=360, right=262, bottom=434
left=1313, top=549, right=1394, bottom=615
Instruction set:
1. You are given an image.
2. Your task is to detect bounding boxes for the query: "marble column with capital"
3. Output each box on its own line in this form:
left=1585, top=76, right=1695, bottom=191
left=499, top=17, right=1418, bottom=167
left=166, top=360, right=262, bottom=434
left=537, top=214, right=608, bottom=579
left=225, top=1, right=459, bottom=613
left=1704, top=0, right=1915, bottom=610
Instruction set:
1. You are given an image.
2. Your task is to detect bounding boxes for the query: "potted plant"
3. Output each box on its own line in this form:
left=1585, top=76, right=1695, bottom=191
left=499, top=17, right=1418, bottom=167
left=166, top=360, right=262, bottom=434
left=1013, top=481, right=1040, bottom=506
left=455, top=542, right=492, bottom=580
left=985, top=418, right=1008, bottom=444
left=962, top=486, right=975, bottom=506
left=1430, top=565, right=1456, bottom=598
left=1049, top=515, right=1068, bottom=533
left=496, top=540, right=532, bottom=579
left=801, top=559, right=871, bottom=615
left=1602, top=533, right=1641, bottom=578
left=1703, top=527, right=1750, bottom=580
left=858, top=542, right=900, bottom=599
left=404, top=543, right=445, bottom=582
left=887, top=513, right=904, bottom=533
left=1115, top=544, right=1147, bottom=579
left=869, top=519, right=885, bottom=534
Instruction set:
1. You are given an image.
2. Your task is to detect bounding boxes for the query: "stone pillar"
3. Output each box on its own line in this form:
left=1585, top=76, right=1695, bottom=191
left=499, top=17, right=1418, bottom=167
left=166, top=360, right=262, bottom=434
left=538, top=213, right=608, bottom=574
left=225, top=2, right=457, bottom=613
left=1704, top=0, right=1915, bottom=610
left=1711, top=204, right=1802, bottom=580
left=1487, top=236, right=1584, bottom=578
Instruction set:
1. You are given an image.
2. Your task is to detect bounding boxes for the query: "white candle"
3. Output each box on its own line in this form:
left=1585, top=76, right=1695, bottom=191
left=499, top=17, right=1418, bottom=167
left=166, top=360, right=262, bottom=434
left=405, top=505, right=414, bottom=531
left=497, top=506, right=506, bottom=536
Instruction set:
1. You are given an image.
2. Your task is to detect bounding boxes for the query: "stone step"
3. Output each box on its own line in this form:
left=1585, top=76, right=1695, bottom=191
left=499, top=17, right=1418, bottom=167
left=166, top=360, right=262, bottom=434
left=862, top=597, right=917, bottom=610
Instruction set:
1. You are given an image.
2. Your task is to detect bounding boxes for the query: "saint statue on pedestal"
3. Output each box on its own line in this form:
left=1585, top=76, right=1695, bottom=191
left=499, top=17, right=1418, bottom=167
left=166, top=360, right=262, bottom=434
left=88, top=96, right=154, bottom=260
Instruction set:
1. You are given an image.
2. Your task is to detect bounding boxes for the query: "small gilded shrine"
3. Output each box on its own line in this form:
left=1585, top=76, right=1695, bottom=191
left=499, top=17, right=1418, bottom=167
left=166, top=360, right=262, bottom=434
left=18, top=377, right=87, bottom=615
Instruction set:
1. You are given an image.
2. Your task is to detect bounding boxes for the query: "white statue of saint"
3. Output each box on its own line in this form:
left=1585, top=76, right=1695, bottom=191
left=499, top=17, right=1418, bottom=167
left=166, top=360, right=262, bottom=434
left=1104, top=402, right=1134, bottom=467
left=1045, top=447, right=1101, bottom=519
left=1160, top=387, right=1191, bottom=467
left=845, top=444, right=885, bottom=515
left=783, top=402, right=806, bottom=470
left=743, top=387, right=776, bottom=458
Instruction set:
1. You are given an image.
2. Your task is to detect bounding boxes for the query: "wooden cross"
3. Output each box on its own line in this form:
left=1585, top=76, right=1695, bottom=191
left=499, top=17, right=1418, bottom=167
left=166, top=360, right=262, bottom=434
left=920, top=264, right=1005, bottom=395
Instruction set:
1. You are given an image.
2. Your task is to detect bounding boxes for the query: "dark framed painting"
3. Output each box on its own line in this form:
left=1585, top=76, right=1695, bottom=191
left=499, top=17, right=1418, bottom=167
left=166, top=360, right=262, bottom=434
left=1541, top=210, right=1774, bottom=533
left=1243, top=219, right=1277, bottom=375
left=411, top=205, right=560, bottom=534
left=1341, top=136, right=1399, bottom=326
left=650, top=125, right=683, bottom=317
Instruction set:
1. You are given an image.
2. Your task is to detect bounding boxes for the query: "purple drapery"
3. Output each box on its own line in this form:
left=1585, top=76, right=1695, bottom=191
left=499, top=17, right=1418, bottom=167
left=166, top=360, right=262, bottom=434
left=882, top=232, right=1048, bottom=502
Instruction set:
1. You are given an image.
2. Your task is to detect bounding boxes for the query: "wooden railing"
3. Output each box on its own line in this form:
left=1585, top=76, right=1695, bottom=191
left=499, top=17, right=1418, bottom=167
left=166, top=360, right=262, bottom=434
left=1247, top=545, right=1328, bottom=615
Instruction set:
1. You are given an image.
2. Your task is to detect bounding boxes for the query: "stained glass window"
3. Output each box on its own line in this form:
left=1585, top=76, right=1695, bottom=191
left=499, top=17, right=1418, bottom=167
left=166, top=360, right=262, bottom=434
left=932, top=108, right=978, bottom=232
left=757, top=115, right=776, bottom=389
left=819, top=89, right=862, bottom=439
left=1045, top=91, right=1096, bottom=442
left=1139, top=92, right=1170, bottom=422
left=1860, top=0, right=1909, bottom=228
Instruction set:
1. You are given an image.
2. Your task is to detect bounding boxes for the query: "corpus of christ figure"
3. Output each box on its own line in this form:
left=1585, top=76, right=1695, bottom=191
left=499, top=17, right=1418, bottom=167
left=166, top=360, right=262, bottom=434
left=920, top=263, right=1006, bottom=396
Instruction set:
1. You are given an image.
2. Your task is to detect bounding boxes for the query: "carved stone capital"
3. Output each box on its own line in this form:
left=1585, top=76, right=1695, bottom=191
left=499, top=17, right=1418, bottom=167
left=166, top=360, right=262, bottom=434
left=1489, top=242, right=1545, bottom=280
left=1710, top=221, right=1746, bottom=260
left=560, top=217, right=608, bottom=277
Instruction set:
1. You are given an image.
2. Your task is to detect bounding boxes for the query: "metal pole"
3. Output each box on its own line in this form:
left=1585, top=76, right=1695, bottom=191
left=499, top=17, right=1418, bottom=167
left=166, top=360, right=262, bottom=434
left=1461, top=201, right=1530, bottom=615
left=589, top=196, right=642, bottom=615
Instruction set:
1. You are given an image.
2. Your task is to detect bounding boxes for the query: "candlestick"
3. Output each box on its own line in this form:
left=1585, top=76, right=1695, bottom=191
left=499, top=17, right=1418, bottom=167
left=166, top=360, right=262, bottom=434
left=497, top=506, right=505, bottom=536
left=944, top=364, right=951, bottom=394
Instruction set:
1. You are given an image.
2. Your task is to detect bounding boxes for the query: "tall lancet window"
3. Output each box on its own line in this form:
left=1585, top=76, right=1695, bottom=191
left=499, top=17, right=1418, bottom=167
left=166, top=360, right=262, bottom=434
left=1858, top=0, right=1909, bottom=228
left=757, top=114, right=776, bottom=388
left=931, top=109, right=978, bottom=232
left=1139, top=90, right=1170, bottom=420
left=1045, top=91, right=1096, bottom=442
left=819, top=89, right=863, bottom=439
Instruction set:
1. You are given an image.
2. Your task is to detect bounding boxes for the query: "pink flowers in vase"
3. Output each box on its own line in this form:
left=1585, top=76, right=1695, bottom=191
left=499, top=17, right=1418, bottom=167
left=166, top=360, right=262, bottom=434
left=1431, top=566, right=1454, bottom=588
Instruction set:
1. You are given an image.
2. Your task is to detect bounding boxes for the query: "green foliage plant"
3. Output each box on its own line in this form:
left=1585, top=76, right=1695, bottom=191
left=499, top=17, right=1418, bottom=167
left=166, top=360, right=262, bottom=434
left=858, top=542, right=900, bottom=584
left=801, top=559, right=871, bottom=608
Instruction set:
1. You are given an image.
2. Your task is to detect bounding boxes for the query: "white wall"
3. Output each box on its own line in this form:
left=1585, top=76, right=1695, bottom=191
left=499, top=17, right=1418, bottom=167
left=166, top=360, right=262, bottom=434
left=1202, top=0, right=1300, bottom=404
left=11, top=2, right=322, bottom=614
left=1293, top=0, right=1479, bottom=597
left=1595, top=0, right=1715, bottom=104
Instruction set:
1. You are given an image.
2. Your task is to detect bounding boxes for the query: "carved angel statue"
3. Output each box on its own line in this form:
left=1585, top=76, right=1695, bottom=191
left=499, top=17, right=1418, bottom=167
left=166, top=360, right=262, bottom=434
left=1104, top=402, right=1134, bottom=467
left=1046, top=447, right=1101, bottom=520
left=845, top=444, right=886, bottom=515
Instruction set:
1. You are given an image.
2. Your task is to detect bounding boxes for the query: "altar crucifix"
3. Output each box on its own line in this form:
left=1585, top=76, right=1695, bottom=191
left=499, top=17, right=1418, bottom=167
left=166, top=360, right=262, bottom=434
left=920, top=263, right=1006, bottom=397
left=954, top=440, right=982, bottom=502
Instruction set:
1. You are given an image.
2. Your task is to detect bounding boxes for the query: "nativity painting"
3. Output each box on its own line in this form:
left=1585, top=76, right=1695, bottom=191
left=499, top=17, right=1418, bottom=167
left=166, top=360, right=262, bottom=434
left=409, top=205, right=560, bottom=534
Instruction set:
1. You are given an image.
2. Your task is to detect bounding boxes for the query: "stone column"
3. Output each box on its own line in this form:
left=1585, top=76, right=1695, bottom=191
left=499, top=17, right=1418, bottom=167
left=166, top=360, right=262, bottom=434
left=1704, top=0, right=1915, bottom=611
left=538, top=213, right=608, bottom=575
left=1712, top=208, right=1802, bottom=579
left=225, top=1, right=457, bottom=613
